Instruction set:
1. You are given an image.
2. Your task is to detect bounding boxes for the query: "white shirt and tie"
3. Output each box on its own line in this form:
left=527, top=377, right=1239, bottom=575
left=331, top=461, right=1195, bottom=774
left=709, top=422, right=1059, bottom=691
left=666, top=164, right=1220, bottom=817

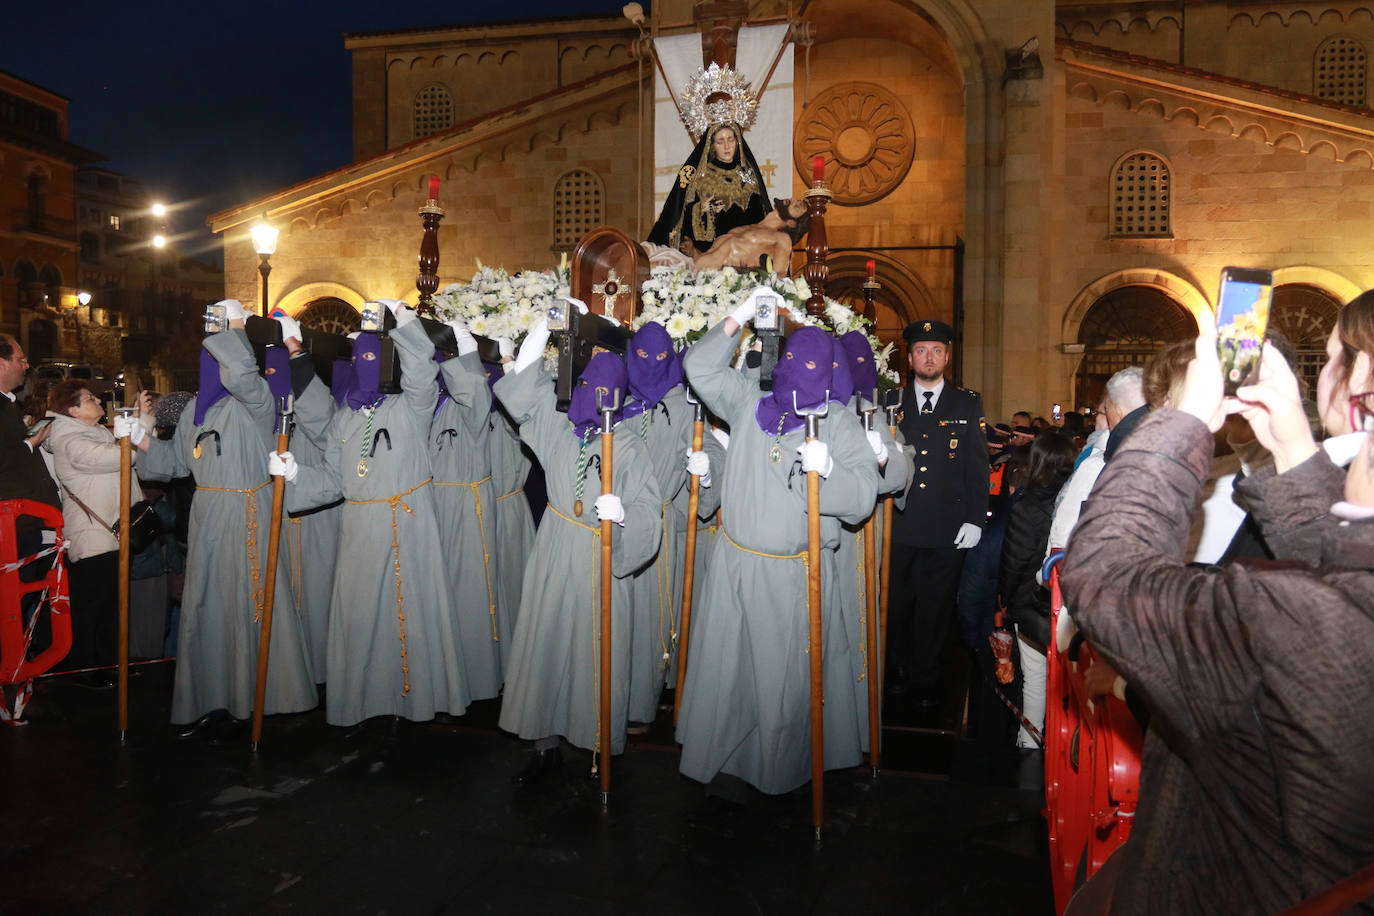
left=914, top=378, right=944, bottom=415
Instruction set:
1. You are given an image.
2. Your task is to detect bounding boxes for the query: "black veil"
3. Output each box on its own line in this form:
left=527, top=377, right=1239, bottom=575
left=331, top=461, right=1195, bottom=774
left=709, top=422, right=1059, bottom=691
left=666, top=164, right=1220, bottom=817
left=647, top=122, right=770, bottom=255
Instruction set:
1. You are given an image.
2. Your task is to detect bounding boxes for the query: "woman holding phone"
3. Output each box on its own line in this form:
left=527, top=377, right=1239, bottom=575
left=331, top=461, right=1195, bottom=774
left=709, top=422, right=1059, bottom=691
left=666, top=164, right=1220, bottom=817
left=45, top=381, right=152, bottom=685
left=1059, top=293, right=1374, bottom=915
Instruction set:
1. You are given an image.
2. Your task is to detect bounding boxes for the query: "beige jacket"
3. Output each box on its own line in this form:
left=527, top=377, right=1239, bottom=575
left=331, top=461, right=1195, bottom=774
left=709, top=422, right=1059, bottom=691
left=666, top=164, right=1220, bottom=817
left=44, top=412, right=143, bottom=563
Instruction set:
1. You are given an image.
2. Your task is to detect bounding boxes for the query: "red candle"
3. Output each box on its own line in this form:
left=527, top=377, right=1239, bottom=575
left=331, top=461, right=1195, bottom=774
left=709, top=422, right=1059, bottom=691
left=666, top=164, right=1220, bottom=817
left=866, top=259, right=876, bottom=279
left=812, top=156, right=825, bottom=182
left=428, top=176, right=440, bottom=200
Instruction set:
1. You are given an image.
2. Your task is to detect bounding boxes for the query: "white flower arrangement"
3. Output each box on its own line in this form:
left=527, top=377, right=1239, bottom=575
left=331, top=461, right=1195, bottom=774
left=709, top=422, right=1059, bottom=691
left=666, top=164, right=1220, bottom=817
left=430, top=262, right=898, bottom=386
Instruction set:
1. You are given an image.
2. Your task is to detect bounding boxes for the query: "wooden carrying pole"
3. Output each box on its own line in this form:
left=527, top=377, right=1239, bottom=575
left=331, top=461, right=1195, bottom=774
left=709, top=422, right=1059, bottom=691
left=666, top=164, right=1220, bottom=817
left=861, top=406, right=881, bottom=775
left=251, top=398, right=292, bottom=749
left=674, top=398, right=706, bottom=728
left=116, top=419, right=132, bottom=740
left=597, top=390, right=619, bottom=805
left=878, top=398, right=900, bottom=700
left=803, top=407, right=827, bottom=840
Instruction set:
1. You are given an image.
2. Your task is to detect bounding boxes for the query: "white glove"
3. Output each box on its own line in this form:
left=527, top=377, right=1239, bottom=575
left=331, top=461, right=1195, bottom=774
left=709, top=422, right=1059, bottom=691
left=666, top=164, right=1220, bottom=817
left=113, top=415, right=145, bottom=446
left=566, top=296, right=590, bottom=316
left=798, top=440, right=833, bottom=478
left=497, top=337, right=515, bottom=360
left=275, top=313, right=302, bottom=343
left=866, top=429, right=889, bottom=466
left=594, top=492, right=626, bottom=526
left=513, top=318, right=551, bottom=374
left=446, top=318, right=477, bottom=356
left=710, top=427, right=730, bottom=449
left=953, top=522, right=982, bottom=550
left=220, top=299, right=252, bottom=321
left=268, top=450, right=299, bottom=483
left=684, top=449, right=712, bottom=487
left=728, top=296, right=757, bottom=327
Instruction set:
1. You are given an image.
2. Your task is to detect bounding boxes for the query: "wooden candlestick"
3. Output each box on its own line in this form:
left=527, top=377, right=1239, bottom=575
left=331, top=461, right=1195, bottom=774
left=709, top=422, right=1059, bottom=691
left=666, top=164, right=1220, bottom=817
left=415, top=196, right=446, bottom=317
left=803, top=181, right=833, bottom=323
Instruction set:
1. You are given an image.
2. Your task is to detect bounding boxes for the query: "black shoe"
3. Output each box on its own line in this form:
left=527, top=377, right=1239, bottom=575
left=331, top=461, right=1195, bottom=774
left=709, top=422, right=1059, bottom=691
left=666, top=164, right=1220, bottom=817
left=687, top=793, right=746, bottom=825
left=176, top=708, right=234, bottom=742
left=911, top=685, right=942, bottom=710
left=512, top=746, right=563, bottom=786
left=625, top=720, right=652, bottom=735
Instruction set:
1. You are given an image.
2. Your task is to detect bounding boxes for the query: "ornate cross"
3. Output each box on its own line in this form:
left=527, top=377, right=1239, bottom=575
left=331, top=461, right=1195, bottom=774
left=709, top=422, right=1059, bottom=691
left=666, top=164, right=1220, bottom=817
left=592, top=268, right=623, bottom=316
left=759, top=158, right=779, bottom=183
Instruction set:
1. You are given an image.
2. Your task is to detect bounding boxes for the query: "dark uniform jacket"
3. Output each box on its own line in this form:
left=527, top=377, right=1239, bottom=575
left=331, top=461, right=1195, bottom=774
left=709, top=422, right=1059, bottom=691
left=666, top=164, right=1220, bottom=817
left=1064, top=409, right=1374, bottom=915
left=891, top=380, right=988, bottom=548
left=0, top=394, right=58, bottom=507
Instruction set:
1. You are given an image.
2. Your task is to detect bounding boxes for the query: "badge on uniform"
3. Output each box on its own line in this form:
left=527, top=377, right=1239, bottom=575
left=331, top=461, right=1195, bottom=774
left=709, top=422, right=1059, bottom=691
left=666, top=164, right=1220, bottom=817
left=193, top=442, right=203, bottom=460
left=949, top=436, right=959, bottom=450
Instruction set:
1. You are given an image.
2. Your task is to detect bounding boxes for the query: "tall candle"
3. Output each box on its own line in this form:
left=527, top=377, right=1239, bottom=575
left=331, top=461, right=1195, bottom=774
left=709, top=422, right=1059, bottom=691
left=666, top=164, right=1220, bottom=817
left=866, top=259, right=876, bottom=279
left=428, top=176, right=440, bottom=200
left=812, top=156, right=824, bottom=182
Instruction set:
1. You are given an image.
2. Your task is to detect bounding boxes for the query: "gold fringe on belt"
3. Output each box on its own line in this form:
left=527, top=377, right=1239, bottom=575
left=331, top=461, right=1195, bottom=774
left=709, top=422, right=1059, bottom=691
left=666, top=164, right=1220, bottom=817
left=196, top=481, right=270, bottom=622
left=348, top=477, right=433, bottom=696
left=720, top=528, right=815, bottom=653
left=435, top=476, right=498, bottom=641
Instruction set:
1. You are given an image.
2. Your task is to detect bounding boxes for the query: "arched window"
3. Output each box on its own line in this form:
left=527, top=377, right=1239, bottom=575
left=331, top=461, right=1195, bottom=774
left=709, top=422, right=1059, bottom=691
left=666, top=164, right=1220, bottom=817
left=1110, top=152, right=1171, bottom=238
left=296, top=297, right=362, bottom=335
left=1075, top=285, right=1197, bottom=406
left=1270, top=284, right=1342, bottom=394
left=1316, top=36, right=1367, bottom=105
left=413, top=85, right=454, bottom=139
left=551, top=170, right=604, bottom=251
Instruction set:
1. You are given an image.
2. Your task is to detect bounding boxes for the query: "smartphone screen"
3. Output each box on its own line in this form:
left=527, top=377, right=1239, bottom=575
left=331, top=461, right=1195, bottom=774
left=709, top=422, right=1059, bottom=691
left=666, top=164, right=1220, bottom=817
left=1216, top=267, right=1274, bottom=395
left=26, top=417, right=53, bottom=437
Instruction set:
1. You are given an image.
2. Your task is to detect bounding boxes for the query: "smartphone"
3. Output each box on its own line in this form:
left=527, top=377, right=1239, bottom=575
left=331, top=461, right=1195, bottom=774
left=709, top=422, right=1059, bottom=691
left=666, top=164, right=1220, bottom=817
left=754, top=293, right=779, bottom=330
left=26, top=417, right=53, bottom=437
left=1051, top=403, right=1062, bottom=423
left=1216, top=266, right=1274, bottom=395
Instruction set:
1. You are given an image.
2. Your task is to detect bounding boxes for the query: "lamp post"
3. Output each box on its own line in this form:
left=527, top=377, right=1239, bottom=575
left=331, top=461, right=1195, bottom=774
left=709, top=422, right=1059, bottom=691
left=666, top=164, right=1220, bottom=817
left=251, top=221, right=279, bottom=317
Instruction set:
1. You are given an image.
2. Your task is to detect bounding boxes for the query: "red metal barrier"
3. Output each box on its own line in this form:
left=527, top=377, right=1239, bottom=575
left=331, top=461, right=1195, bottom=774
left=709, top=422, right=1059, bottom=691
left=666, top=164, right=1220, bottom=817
left=1043, top=560, right=1143, bottom=915
left=0, top=500, right=70, bottom=688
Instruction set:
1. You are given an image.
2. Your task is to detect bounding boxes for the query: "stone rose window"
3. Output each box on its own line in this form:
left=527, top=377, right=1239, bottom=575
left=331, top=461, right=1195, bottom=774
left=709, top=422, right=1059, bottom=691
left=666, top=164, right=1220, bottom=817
left=552, top=170, right=604, bottom=251
left=414, top=84, right=455, bottom=140
left=1316, top=36, right=1367, bottom=105
left=1110, top=152, right=1171, bottom=238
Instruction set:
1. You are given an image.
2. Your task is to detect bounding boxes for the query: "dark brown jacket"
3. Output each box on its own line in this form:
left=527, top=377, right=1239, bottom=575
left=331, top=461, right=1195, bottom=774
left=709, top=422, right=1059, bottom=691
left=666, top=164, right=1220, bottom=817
left=1063, top=409, right=1374, bottom=915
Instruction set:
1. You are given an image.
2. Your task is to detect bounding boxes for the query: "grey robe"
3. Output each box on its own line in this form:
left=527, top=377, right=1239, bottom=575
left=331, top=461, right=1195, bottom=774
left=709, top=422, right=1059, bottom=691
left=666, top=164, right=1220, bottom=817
left=493, top=363, right=662, bottom=756
left=676, top=322, right=879, bottom=794
left=833, top=395, right=914, bottom=752
left=430, top=352, right=506, bottom=700
left=625, top=386, right=693, bottom=722
left=486, top=401, right=535, bottom=668
left=287, top=318, right=470, bottom=726
left=140, top=329, right=317, bottom=724
left=664, top=414, right=726, bottom=688
left=282, top=358, right=341, bottom=680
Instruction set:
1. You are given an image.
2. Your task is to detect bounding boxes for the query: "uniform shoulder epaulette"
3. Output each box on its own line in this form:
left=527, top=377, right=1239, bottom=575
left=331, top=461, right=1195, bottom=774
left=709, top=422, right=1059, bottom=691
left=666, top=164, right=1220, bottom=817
left=955, top=384, right=980, bottom=396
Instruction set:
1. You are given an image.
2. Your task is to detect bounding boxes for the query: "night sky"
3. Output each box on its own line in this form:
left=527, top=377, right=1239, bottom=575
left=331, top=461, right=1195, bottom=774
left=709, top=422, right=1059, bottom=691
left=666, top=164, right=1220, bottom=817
left=3, top=1, right=636, bottom=261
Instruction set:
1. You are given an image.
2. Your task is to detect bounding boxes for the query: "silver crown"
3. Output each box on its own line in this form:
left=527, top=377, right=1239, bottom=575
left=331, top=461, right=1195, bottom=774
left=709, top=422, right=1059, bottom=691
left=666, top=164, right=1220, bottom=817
left=679, top=63, right=759, bottom=138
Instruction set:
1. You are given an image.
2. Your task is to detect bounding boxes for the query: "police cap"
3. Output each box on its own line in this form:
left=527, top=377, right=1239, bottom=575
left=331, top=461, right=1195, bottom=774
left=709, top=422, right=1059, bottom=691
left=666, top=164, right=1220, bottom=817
left=902, top=319, right=955, bottom=346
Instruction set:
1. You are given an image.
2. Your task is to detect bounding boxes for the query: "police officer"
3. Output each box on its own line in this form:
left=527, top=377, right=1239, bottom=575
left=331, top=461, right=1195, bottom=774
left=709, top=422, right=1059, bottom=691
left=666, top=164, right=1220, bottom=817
left=887, top=319, right=989, bottom=708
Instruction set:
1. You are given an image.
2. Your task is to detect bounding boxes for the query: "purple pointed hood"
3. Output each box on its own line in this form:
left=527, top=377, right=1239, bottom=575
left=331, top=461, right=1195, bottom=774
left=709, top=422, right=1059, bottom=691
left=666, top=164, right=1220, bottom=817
left=345, top=332, right=386, bottom=411
left=568, top=351, right=627, bottom=439
left=754, top=325, right=834, bottom=434
left=839, top=330, right=878, bottom=401
left=263, top=346, right=292, bottom=402
left=193, top=346, right=229, bottom=426
left=624, top=322, right=682, bottom=418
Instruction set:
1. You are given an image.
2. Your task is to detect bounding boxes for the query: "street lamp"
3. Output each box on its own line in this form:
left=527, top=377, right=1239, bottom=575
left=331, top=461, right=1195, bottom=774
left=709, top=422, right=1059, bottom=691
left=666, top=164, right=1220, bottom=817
left=151, top=202, right=166, bottom=218
left=250, top=220, right=279, bottom=317
left=152, top=234, right=167, bottom=249
left=77, top=290, right=92, bottom=307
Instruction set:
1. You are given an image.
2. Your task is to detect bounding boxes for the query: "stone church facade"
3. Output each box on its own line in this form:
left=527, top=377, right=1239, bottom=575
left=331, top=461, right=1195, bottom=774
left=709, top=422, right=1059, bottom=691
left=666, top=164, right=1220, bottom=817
left=209, top=0, right=1374, bottom=421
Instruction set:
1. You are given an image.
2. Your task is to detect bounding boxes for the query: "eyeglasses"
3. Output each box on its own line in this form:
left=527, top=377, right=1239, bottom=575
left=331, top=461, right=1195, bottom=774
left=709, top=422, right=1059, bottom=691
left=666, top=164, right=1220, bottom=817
left=1350, top=391, right=1374, bottom=433
left=78, top=394, right=100, bottom=405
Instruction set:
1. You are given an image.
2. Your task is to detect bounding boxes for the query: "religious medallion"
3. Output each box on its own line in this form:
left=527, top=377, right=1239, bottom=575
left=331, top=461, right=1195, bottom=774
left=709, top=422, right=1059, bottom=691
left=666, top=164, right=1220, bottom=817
left=357, top=459, right=369, bottom=478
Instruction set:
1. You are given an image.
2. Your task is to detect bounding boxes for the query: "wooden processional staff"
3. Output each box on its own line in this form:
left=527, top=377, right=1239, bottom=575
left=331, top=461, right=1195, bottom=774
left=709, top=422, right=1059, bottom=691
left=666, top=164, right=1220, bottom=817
left=861, top=266, right=882, bottom=775
left=251, top=395, right=294, bottom=750
left=879, top=392, right=900, bottom=703
left=116, top=407, right=134, bottom=742
left=596, top=388, right=621, bottom=806
left=673, top=393, right=706, bottom=728
left=801, top=398, right=829, bottom=841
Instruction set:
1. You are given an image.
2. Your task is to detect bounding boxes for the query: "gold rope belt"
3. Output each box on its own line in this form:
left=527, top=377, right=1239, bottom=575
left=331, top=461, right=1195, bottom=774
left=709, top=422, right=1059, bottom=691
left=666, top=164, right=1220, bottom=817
left=347, top=477, right=433, bottom=696
left=495, top=488, right=524, bottom=501
left=435, top=475, right=497, bottom=641
left=657, top=500, right=675, bottom=671
left=545, top=502, right=600, bottom=534
left=196, top=481, right=270, bottom=621
left=853, top=529, right=869, bottom=684
left=544, top=500, right=608, bottom=768
left=288, top=517, right=303, bottom=611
